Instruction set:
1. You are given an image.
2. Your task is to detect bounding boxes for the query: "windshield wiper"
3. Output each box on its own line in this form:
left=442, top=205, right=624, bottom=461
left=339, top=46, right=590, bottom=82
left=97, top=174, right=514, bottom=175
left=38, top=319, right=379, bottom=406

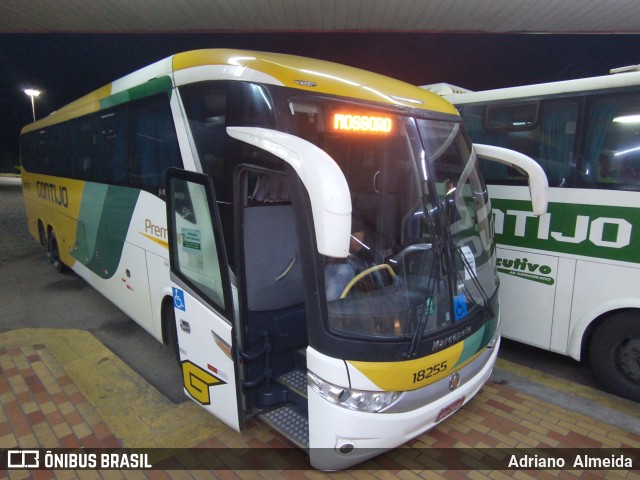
left=404, top=244, right=442, bottom=358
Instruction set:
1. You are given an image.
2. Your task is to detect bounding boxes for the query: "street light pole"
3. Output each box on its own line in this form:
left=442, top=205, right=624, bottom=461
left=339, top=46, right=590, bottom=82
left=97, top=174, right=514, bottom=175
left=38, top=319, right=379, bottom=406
left=24, top=89, right=41, bottom=122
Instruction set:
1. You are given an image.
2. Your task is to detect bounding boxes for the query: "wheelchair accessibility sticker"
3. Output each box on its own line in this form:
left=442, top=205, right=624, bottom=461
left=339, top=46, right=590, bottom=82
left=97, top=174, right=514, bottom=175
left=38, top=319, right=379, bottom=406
left=454, top=293, right=468, bottom=321
left=173, top=287, right=186, bottom=312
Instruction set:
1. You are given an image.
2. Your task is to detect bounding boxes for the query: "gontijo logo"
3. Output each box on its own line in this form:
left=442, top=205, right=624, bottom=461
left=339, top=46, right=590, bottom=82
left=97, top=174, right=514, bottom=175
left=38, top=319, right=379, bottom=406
left=494, top=209, right=631, bottom=248
left=36, top=181, right=69, bottom=208
left=491, top=198, right=640, bottom=264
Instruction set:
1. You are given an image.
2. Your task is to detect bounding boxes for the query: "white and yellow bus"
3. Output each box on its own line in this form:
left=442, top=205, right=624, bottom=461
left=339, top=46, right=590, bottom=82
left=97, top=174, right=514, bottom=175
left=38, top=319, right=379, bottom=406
left=21, top=49, right=546, bottom=468
left=425, top=65, right=640, bottom=403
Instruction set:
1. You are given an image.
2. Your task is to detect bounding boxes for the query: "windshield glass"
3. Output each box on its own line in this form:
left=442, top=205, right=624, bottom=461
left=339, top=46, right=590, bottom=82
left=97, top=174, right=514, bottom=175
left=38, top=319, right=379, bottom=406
left=416, top=119, right=497, bottom=343
left=180, top=80, right=496, bottom=347
left=286, top=98, right=496, bottom=342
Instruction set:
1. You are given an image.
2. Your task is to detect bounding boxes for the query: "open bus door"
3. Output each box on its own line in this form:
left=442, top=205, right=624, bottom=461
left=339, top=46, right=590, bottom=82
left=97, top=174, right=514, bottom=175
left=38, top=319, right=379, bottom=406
left=166, top=168, right=241, bottom=431
left=165, top=128, right=352, bottom=440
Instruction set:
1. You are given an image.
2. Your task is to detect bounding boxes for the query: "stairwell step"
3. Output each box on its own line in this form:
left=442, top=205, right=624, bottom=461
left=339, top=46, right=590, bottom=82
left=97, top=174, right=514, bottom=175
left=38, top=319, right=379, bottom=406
left=259, top=405, right=309, bottom=449
left=276, top=369, right=308, bottom=398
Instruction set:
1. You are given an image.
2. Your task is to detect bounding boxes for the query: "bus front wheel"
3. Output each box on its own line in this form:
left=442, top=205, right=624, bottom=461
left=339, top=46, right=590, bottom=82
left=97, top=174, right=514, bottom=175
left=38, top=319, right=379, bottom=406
left=163, top=299, right=181, bottom=367
left=589, top=312, right=640, bottom=403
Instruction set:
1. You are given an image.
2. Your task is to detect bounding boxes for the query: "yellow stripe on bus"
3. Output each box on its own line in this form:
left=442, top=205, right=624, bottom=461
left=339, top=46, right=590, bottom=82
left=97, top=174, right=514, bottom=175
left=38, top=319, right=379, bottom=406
left=173, top=49, right=457, bottom=114
left=139, top=232, right=169, bottom=249
left=21, top=85, right=112, bottom=134
left=21, top=171, right=85, bottom=267
left=348, top=341, right=465, bottom=391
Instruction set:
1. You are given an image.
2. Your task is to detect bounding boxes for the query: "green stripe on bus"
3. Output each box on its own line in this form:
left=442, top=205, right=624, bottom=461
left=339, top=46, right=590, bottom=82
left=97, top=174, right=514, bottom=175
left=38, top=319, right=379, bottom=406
left=73, top=184, right=140, bottom=279
left=457, top=327, right=484, bottom=365
left=100, top=76, right=173, bottom=110
left=456, top=311, right=498, bottom=367
left=492, top=198, right=640, bottom=264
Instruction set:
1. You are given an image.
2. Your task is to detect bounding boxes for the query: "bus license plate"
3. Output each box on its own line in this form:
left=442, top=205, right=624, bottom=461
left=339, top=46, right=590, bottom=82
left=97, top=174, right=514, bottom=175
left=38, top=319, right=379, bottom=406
left=436, top=396, right=465, bottom=422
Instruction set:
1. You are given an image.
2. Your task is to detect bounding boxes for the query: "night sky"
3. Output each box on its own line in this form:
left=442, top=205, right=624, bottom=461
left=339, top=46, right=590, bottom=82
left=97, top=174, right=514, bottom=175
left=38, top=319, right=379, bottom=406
left=1, top=32, right=638, bottom=157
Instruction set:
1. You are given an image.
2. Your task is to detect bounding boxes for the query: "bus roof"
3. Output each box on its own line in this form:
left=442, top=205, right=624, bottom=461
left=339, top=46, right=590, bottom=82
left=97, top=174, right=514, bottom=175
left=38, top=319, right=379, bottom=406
left=440, top=66, right=640, bottom=106
left=22, top=48, right=457, bottom=134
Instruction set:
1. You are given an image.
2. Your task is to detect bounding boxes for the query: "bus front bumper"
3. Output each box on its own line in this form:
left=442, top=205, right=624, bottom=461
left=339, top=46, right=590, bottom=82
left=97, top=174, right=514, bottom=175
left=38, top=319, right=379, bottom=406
left=308, top=338, right=500, bottom=470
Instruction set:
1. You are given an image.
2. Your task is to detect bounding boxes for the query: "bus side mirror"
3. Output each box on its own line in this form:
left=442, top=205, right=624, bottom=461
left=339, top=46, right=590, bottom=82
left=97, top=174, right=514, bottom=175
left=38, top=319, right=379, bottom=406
left=473, top=143, right=549, bottom=215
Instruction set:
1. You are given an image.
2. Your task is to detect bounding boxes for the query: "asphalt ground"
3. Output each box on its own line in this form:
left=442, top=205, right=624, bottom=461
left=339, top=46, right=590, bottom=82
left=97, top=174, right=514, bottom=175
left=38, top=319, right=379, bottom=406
left=1, top=177, right=639, bottom=479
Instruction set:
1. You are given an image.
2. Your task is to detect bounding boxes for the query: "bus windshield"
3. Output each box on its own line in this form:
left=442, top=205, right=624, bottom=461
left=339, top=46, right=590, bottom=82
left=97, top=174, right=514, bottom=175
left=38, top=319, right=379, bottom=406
left=181, top=81, right=497, bottom=353
left=285, top=97, right=496, bottom=345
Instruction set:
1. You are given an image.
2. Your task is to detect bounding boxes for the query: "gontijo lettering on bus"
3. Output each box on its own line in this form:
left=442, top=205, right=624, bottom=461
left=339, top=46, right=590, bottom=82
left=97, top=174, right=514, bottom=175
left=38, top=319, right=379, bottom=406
left=36, top=181, right=69, bottom=208
left=492, top=198, right=639, bottom=263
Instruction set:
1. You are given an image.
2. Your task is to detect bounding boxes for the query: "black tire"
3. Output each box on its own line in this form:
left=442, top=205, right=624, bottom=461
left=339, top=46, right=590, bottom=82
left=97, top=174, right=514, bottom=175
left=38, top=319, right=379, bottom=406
left=48, top=231, right=68, bottom=273
left=589, top=312, right=640, bottom=402
left=164, top=301, right=181, bottom=367
left=38, top=221, right=47, bottom=248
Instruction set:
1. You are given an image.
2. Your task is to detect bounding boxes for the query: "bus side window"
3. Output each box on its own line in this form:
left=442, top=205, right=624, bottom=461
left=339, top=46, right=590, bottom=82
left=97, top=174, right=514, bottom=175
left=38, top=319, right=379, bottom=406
left=464, top=99, right=579, bottom=187
left=179, top=82, right=228, bottom=176
left=95, top=109, right=127, bottom=185
left=129, top=94, right=181, bottom=190
left=36, top=129, right=53, bottom=176
left=583, top=93, right=640, bottom=189
left=461, top=106, right=520, bottom=184
left=76, top=118, right=94, bottom=180
left=536, top=100, right=578, bottom=187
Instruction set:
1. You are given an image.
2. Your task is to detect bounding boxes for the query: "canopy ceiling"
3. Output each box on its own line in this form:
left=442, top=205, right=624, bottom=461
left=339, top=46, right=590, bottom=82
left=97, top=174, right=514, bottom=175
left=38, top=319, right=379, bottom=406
left=2, top=0, right=639, bottom=34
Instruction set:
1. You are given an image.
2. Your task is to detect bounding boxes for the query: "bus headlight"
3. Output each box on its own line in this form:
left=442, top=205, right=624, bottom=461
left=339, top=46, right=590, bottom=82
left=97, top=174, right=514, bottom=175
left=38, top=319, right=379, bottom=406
left=307, top=371, right=400, bottom=413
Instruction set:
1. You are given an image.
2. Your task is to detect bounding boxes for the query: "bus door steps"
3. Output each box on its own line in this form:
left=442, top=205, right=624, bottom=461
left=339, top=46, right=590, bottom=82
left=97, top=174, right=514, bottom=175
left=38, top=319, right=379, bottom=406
left=259, top=405, right=309, bottom=449
left=276, top=369, right=307, bottom=399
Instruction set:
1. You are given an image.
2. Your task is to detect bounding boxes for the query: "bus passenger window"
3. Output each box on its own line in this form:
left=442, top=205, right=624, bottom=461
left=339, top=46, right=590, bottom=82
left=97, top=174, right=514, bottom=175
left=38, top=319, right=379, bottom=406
left=179, top=83, right=228, bottom=178
left=485, top=102, right=538, bottom=130
left=463, top=99, right=579, bottom=187
left=77, top=118, right=94, bottom=180
left=584, top=93, right=640, bottom=189
left=95, top=110, right=127, bottom=184
left=129, top=95, right=181, bottom=190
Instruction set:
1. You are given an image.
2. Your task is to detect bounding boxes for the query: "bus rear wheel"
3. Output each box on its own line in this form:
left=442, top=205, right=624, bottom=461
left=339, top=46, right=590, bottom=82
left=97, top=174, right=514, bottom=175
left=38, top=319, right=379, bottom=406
left=589, top=312, right=640, bottom=403
left=48, top=231, right=68, bottom=273
left=38, top=221, right=47, bottom=248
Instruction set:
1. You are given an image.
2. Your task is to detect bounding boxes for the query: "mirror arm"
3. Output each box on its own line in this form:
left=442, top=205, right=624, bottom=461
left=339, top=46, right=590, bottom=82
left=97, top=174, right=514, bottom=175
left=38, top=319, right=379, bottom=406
left=473, top=143, right=549, bottom=216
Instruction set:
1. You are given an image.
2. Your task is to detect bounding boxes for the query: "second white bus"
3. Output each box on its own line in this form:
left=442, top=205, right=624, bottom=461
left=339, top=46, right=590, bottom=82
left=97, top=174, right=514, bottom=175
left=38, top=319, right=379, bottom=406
left=426, top=65, right=640, bottom=403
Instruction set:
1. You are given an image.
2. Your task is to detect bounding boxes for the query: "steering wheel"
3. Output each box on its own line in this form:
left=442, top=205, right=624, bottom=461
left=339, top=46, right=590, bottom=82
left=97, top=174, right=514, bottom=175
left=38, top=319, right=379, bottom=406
left=339, top=264, right=396, bottom=299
